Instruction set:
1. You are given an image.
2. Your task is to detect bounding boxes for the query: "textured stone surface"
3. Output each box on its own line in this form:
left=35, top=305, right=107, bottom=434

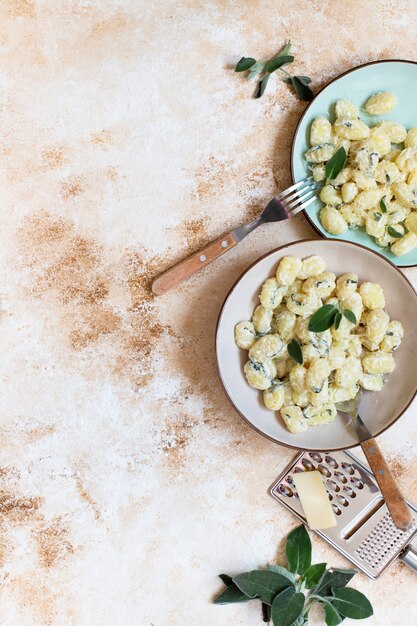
left=1, top=1, right=417, bottom=624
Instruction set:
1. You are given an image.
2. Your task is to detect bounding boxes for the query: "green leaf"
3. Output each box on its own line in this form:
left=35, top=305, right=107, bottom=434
left=313, top=568, right=357, bottom=596
left=324, top=603, right=344, bottom=626
left=279, top=41, right=292, bottom=56
left=255, top=73, right=271, bottom=98
left=380, top=195, right=387, bottom=213
left=308, top=305, right=338, bottom=333
left=213, top=582, right=252, bottom=604
left=267, top=564, right=296, bottom=582
left=342, top=309, right=356, bottom=325
left=331, top=587, right=373, bottom=619
left=265, top=54, right=294, bottom=74
left=271, top=587, right=305, bottom=626
left=325, top=147, right=347, bottom=180
left=290, top=76, right=314, bottom=101
left=219, top=574, right=233, bottom=586
left=285, top=525, right=312, bottom=576
left=262, top=602, right=272, bottom=622
left=235, top=57, right=257, bottom=72
left=334, top=311, right=342, bottom=330
left=304, top=563, right=327, bottom=589
left=296, top=75, right=312, bottom=85
left=233, top=570, right=294, bottom=605
left=287, top=339, right=303, bottom=364
left=387, top=225, right=403, bottom=238
left=248, top=61, right=266, bottom=80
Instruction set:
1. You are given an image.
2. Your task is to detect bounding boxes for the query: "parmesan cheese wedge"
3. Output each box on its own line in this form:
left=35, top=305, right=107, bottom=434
left=293, top=470, right=337, bottom=530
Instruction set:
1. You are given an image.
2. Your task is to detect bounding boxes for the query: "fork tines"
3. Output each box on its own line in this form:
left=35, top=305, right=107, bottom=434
left=279, top=176, right=320, bottom=216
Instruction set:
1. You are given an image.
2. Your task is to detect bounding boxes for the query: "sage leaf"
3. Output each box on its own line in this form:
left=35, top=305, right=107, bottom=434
left=265, top=54, right=294, bottom=74
left=262, top=602, right=272, bottom=622
left=267, top=564, right=296, bottom=583
left=304, top=562, right=327, bottom=589
left=324, top=602, right=344, bottom=626
left=213, top=582, right=252, bottom=604
left=235, top=57, right=256, bottom=72
left=342, top=309, right=356, bottom=325
left=256, top=73, right=271, bottom=98
left=271, top=587, right=305, bottom=626
left=248, top=62, right=266, bottom=80
left=325, top=147, right=347, bottom=180
left=308, top=305, right=338, bottom=333
left=279, top=41, right=292, bottom=56
left=287, top=339, right=303, bottom=364
left=380, top=195, right=387, bottom=213
left=233, top=570, right=293, bottom=605
left=314, top=568, right=356, bottom=596
left=387, top=225, right=403, bottom=238
left=219, top=574, right=233, bottom=586
left=296, top=75, right=312, bottom=85
left=285, top=525, right=311, bottom=576
left=331, top=587, right=373, bottom=619
left=334, top=311, right=342, bottom=330
left=290, top=76, right=314, bottom=101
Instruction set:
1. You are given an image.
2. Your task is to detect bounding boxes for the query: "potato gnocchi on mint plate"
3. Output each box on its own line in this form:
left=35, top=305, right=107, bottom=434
left=216, top=240, right=417, bottom=452
left=291, top=60, right=417, bottom=267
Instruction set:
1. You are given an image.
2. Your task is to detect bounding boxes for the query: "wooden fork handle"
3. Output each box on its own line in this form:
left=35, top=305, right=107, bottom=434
left=152, top=232, right=237, bottom=295
left=361, top=437, right=413, bottom=531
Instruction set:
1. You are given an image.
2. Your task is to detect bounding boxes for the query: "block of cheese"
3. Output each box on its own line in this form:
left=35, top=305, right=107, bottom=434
left=293, top=470, right=337, bottom=530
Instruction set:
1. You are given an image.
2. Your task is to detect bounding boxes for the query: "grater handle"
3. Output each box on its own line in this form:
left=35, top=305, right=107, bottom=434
left=361, top=437, right=413, bottom=531
left=401, top=545, right=417, bottom=573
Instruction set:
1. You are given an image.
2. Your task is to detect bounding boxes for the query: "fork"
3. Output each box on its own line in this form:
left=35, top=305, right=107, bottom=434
left=337, top=392, right=413, bottom=531
left=151, top=176, right=319, bottom=295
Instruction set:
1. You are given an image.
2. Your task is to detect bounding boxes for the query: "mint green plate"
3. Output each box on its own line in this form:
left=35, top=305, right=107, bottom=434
left=291, top=59, right=417, bottom=268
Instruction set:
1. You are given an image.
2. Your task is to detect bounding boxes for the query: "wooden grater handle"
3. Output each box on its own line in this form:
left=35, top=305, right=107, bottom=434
left=361, top=437, right=413, bottom=531
left=151, top=232, right=237, bottom=295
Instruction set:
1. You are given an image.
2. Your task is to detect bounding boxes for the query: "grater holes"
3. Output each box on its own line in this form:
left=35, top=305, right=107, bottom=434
left=334, top=470, right=347, bottom=484
left=317, top=465, right=331, bottom=477
left=327, top=479, right=340, bottom=492
left=341, top=462, right=355, bottom=475
left=336, top=494, right=349, bottom=507
left=279, top=484, right=293, bottom=497
left=326, top=490, right=333, bottom=501
left=301, top=459, right=315, bottom=471
left=325, top=455, right=339, bottom=468
left=343, top=486, right=356, bottom=498
left=350, top=476, right=364, bottom=489
left=286, top=475, right=294, bottom=485
left=355, top=511, right=417, bottom=568
left=294, top=466, right=304, bottom=473
left=332, top=504, right=342, bottom=516
left=308, top=452, right=322, bottom=463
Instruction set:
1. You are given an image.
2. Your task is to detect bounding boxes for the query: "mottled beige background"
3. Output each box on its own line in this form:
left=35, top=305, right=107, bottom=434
left=1, top=0, right=417, bottom=624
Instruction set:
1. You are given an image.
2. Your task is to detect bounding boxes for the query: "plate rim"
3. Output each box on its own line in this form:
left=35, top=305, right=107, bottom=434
left=290, top=58, right=417, bottom=269
left=215, top=237, right=417, bottom=451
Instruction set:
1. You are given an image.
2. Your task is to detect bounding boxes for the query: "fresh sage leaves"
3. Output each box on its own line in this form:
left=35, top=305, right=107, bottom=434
left=387, top=225, right=404, bottom=238
left=234, top=41, right=313, bottom=100
left=235, top=57, right=257, bottom=72
left=213, top=525, right=373, bottom=625
left=288, top=339, right=303, bottom=364
left=308, top=304, right=356, bottom=332
left=325, top=147, right=347, bottom=180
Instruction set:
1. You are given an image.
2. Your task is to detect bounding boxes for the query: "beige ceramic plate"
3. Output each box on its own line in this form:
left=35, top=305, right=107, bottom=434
left=216, top=239, right=417, bottom=451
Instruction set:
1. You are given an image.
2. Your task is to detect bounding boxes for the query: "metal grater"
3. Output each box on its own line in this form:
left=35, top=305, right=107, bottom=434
left=270, top=450, right=417, bottom=579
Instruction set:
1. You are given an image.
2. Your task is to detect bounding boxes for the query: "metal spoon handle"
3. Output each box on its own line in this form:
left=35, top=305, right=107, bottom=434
left=361, top=437, right=413, bottom=531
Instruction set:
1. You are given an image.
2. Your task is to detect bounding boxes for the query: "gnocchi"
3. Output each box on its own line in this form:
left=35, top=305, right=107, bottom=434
left=235, top=255, right=402, bottom=434
left=305, top=93, right=417, bottom=256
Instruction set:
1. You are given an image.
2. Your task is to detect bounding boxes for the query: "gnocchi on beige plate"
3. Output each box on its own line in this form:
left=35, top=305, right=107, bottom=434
left=235, top=255, right=403, bottom=434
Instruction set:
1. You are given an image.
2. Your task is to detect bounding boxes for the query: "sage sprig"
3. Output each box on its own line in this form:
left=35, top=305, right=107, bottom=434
left=308, top=304, right=357, bottom=333
left=235, top=41, right=313, bottom=100
left=214, top=524, right=373, bottom=625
